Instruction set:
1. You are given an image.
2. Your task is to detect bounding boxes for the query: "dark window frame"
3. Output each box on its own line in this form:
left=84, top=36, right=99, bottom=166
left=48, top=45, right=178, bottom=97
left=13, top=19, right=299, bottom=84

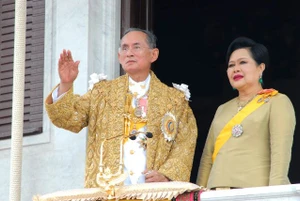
left=0, top=0, right=45, bottom=139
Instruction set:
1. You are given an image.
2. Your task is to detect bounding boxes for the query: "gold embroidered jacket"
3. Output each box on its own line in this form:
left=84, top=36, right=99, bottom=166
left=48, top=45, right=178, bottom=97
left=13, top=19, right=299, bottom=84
left=45, top=72, right=198, bottom=188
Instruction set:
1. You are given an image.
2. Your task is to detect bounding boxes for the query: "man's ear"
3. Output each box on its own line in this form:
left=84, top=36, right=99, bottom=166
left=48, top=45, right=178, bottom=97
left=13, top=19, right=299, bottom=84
left=118, top=52, right=121, bottom=62
left=150, top=48, right=159, bottom=63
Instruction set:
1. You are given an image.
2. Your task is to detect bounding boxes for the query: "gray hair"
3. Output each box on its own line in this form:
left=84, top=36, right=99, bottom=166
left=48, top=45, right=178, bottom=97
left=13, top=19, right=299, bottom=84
left=121, top=28, right=157, bottom=48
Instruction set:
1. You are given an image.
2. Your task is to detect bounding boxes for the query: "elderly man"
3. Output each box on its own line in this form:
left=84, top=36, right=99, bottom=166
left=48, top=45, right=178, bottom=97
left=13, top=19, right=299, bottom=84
left=45, top=28, right=198, bottom=187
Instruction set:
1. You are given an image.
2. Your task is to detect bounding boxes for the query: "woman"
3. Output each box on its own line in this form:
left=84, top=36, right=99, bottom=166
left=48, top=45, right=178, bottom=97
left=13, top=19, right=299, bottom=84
left=196, top=36, right=296, bottom=189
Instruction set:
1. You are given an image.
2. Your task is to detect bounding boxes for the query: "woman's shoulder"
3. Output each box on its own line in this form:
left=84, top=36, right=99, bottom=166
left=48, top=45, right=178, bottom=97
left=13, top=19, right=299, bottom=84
left=271, top=92, right=294, bottom=106
left=274, top=92, right=290, bottom=99
left=252, top=88, right=292, bottom=104
left=218, top=97, right=237, bottom=108
left=213, top=97, right=237, bottom=116
left=258, top=89, right=294, bottom=110
left=267, top=90, right=296, bottom=123
left=261, top=88, right=291, bottom=101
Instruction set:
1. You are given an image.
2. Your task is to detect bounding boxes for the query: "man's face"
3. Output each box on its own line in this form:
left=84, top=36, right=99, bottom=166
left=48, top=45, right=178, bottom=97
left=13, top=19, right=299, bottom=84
left=118, top=31, right=158, bottom=76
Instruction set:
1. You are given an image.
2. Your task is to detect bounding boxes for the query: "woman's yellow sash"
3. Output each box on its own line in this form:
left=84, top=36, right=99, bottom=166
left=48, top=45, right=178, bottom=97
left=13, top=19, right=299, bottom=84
left=212, top=89, right=278, bottom=163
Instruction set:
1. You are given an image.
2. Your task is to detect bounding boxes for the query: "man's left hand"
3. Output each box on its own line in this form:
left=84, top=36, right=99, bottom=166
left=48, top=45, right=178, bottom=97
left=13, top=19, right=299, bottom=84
left=143, top=170, right=170, bottom=182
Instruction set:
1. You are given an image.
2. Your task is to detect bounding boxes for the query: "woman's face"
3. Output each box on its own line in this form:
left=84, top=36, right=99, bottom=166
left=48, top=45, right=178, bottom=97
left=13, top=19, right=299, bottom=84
left=227, top=48, right=265, bottom=90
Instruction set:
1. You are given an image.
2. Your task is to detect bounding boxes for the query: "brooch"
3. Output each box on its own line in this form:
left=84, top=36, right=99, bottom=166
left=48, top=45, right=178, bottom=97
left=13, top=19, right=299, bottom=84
left=232, top=124, right=243, bottom=137
left=161, top=112, right=177, bottom=142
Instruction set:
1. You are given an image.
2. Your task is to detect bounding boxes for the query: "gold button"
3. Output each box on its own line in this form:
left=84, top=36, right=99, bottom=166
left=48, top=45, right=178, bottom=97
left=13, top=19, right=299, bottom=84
left=130, top=171, right=134, bottom=175
left=130, top=150, right=135, bottom=154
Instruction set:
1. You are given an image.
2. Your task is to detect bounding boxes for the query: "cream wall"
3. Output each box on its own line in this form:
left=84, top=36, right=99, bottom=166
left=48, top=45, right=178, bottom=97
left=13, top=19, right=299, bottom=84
left=0, top=1, right=121, bottom=201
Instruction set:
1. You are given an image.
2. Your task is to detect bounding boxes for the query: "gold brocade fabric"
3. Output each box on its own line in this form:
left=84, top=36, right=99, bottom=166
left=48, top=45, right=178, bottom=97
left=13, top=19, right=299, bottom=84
left=45, top=71, right=198, bottom=188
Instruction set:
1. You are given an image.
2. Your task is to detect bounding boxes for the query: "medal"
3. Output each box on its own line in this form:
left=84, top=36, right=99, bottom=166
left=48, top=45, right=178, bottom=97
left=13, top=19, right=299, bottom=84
left=134, top=107, right=142, bottom=117
left=232, top=124, right=243, bottom=137
left=161, top=112, right=177, bottom=142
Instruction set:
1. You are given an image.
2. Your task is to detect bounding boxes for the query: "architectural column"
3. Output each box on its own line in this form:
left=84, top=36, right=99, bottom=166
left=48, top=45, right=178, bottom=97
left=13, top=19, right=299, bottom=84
left=88, top=1, right=121, bottom=79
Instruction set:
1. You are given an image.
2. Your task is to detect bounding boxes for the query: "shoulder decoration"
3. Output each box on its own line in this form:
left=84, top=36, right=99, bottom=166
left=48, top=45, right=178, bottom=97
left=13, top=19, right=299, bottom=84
left=88, top=73, right=108, bottom=90
left=172, top=83, right=191, bottom=101
left=257, top=88, right=278, bottom=103
left=161, top=112, right=177, bottom=142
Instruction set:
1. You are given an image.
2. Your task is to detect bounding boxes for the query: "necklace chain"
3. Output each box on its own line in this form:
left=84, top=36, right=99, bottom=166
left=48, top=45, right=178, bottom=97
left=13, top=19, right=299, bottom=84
left=237, top=95, right=256, bottom=112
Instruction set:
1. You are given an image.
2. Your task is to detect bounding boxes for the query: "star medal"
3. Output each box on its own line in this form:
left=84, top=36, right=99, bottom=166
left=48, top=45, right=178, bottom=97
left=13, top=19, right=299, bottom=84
left=232, top=124, right=243, bottom=137
left=161, top=112, right=177, bottom=142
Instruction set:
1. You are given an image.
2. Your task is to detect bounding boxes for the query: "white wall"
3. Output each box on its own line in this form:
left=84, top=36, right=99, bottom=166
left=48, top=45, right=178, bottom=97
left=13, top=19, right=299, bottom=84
left=0, top=1, right=120, bottom=200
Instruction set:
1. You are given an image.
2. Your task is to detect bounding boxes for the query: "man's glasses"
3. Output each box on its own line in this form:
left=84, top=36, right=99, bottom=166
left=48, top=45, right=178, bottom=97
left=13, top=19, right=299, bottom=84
left=119, top=45, right=152, bottom=55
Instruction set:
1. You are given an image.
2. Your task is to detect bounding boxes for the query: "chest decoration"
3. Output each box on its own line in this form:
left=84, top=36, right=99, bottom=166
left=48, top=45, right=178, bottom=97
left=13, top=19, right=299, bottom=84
left=88, top=72, right=107, bottom=90
left=133, top=95, right=148, bottom=118
left=231, top=124, right=243, bottom=137
left=161, top=112, right=177, bottom=142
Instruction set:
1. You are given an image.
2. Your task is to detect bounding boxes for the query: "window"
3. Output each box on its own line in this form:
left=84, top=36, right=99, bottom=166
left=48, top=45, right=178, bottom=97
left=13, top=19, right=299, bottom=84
left=0, top=0, right=44, bottom=139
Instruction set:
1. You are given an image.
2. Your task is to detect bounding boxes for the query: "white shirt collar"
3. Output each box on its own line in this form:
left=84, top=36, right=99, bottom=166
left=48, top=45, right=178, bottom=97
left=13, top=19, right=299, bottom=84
left=128, top=74, right=151, bottom=98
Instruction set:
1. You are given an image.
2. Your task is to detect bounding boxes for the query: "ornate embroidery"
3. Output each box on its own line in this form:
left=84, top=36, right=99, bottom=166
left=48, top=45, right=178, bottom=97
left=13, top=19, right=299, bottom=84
left=45, top=72, right=198, bottom=187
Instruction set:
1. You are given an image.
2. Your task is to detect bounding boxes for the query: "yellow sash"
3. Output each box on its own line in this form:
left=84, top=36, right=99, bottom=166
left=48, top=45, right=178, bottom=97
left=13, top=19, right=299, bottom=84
left=124, top=93, right=147, bottom=143
left=212, top=89, right=278, bottom=162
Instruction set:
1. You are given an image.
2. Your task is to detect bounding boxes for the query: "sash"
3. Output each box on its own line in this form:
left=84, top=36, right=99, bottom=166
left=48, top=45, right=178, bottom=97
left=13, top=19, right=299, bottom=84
left=124, top=93, right=147, bottom=143
left=212, top=89, right=278, bottom=163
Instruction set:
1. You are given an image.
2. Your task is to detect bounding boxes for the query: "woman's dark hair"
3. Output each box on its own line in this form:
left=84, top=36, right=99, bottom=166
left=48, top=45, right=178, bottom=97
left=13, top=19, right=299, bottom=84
left=225, top=36, right=269, bottom=68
